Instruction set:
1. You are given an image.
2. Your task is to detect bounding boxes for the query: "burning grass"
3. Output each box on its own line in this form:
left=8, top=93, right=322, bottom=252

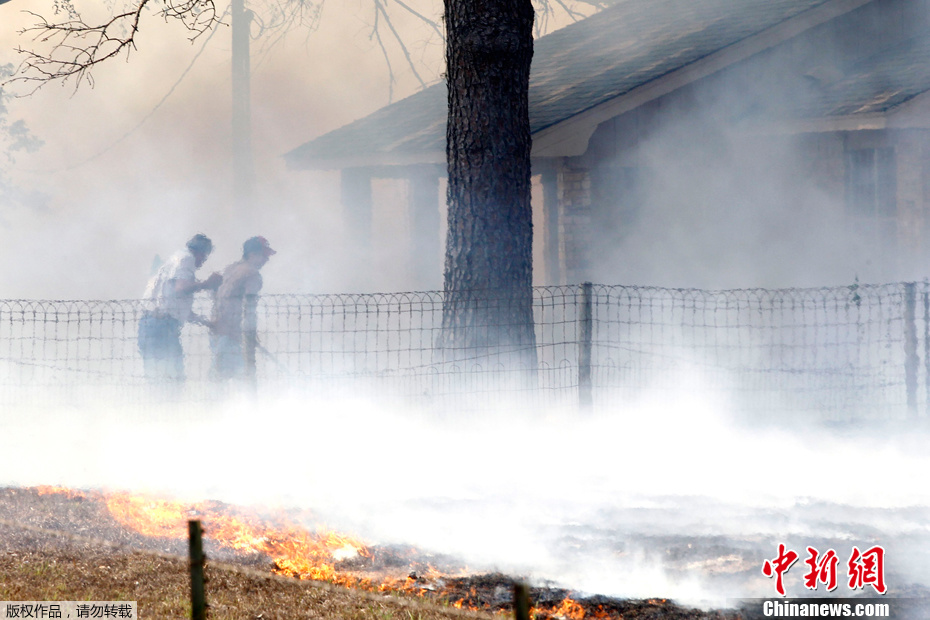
left=0, top=486, right=739, bottom=619
left=0, top=523, right=482, bottom=620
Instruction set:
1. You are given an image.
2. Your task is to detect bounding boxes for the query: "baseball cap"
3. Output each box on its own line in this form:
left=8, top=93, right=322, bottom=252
left=243, top=236, right=276, bottom=257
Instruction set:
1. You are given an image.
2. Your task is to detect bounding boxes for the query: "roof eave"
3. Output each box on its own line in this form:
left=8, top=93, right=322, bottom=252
left=287, top=0, right=880, bottom=169
left=730, top=92, right=930, bottom=135
left=284, top=149, right=446, bottom=172
left=531, top=0, right=876, bottom=158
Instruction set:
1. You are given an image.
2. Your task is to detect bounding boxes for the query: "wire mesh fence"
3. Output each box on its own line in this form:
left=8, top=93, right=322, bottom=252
left=2, top=281, right=928, bottom=418
left=590, top=282, right=926, bottom=420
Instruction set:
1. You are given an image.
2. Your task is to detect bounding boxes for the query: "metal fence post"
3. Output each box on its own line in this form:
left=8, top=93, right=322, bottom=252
left=578, top=282, right=593, bottom=411
left=904, top=282, right=918, bottom=418
left=189, top=520, right=207, bottom=620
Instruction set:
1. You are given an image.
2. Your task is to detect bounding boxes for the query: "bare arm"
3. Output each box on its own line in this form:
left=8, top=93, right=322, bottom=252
left=173, top=272, right=222, bottom=295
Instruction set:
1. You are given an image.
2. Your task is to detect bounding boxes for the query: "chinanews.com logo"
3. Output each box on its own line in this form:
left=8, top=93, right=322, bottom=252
left=754, top=599, right=891, bottom=617
left=732, top=544, right=897, bottom=619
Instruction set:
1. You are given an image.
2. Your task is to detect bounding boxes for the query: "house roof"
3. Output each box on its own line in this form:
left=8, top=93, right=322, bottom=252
left=797, top=34, right=930, bottom=118
left=285, top=0, right=887, bottom=171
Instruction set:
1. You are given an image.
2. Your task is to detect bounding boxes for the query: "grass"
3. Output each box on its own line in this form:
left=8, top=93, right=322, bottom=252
left=0, top=488, right=746, bottom=619
left=0, top=522, right=493, bottom=620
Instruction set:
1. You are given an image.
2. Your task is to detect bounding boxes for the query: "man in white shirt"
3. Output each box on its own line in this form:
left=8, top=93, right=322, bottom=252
left=138, top=234, right=222, bottom=383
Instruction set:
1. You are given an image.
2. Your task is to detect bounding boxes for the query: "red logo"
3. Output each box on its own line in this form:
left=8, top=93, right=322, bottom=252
left=762, top=544, right=799, bottom=596
left=848, top=545, right=887, bottom=594
left=804, top=547, right=839, bottom=591
left=763, top=544, right=887, bottom=596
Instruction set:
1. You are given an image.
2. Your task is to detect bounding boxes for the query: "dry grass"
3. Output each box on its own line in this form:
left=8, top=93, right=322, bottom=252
left=0, top=522, right=491, bottom=620
left=0, top=488, right=746, bottom=619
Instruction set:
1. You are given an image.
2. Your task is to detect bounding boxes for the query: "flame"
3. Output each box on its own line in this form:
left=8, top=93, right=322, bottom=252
left=98, top=491, right=371, bottom=586
left=24, top=487, right=644, bottom=620
left=592, top=605, right=611, bottom=619
left=538, top=597, right=586, bottom=620
left=99, top=490, right=480, bottom=598
left=34, top=485, right=86, bottom=499
left=105, top=493, right=198, bottom=538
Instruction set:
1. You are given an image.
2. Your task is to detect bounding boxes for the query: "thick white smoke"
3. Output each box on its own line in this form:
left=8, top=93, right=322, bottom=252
left=2, top=371, right=927, bottom=606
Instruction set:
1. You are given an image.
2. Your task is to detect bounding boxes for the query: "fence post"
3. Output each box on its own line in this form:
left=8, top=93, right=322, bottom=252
left=578, top=282, right=593, bottom=411
left=924, top=287, right=929, bottom=418
left=904, top=282, right=918, bottom=418
left=513, top=582, right=531, bottom=620
left=189, top=520, right=207, bottom=620
left=244, top=294, right=259, bottom=389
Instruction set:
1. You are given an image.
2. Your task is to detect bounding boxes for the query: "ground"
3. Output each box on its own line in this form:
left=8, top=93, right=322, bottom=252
left=0, top=487, right=742, bottom=619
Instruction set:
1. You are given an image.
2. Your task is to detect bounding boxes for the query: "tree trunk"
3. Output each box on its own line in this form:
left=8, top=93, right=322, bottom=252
left=441, top=0, right=537, bottom=370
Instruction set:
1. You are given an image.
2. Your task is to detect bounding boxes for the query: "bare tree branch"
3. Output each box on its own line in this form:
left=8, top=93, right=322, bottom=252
left=548, top=0, right=587, bottom=23
left=4, top=0, right=603, bottom=96
left=251, top=0, right=325, bottom=67
left=369, top=1, right=396, bottom=101
left=388, top=0, right=442, bottom=41
left=7, top=1, right=220, bottom=91
left=374, top=0, right=427, bottom=91
left=532, top=0, right=597, bottom=36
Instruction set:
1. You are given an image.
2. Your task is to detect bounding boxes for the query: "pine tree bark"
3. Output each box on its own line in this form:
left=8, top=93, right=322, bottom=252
left=441, top=0, right=538, bottom=368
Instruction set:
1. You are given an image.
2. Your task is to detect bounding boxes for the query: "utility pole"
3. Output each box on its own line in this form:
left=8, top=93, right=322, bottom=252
left=231, top=0, right=254, bottom=214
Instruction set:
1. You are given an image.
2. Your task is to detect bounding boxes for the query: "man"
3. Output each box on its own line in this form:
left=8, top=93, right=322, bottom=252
left=138, top=234, right=222, bottom=383
left=210, top=236, right=276, bottom=381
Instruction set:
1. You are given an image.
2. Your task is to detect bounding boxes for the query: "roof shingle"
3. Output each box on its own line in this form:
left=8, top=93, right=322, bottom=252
left=285, top=0, right=902, bottom=169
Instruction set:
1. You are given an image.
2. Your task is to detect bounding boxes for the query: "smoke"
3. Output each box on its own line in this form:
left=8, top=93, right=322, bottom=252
left=3, top=373, right=929, bottom=605
left=0, top=0, right=446, bottom=299
left=575, top=0, right=930, bottom=290
left=2, top=1, right=928, bottom=294
left=586, top=115, right=852, bottom=289
left=2, top=0, right=930, bottom=609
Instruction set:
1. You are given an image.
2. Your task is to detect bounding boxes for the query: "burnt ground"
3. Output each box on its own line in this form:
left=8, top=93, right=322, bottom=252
left=0, top=487, right=746, bottom=619
left=3, top=487, right=930, bottom=618
left=0, top=519, right=492, bottom=620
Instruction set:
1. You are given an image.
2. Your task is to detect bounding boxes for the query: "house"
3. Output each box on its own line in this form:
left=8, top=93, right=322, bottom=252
left=285, top=0, right=930, bottom=290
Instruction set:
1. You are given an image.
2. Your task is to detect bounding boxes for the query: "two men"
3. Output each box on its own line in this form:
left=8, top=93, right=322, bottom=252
left=138, top=234, right=275, bottom=384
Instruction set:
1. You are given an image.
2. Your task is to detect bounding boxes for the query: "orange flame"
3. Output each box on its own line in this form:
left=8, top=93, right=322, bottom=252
left=98, top=491, right=371, bottom=586
left=34, top=485, right=86, bottom=499
left=536, top=597, right=586, bottom=620
left=27, top=487, right=631, bottom=620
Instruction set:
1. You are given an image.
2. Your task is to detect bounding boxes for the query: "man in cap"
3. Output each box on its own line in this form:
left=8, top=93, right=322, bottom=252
left=210, top=236, right=276, bottom=381
left=138, top=233, right=222, bottom=383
